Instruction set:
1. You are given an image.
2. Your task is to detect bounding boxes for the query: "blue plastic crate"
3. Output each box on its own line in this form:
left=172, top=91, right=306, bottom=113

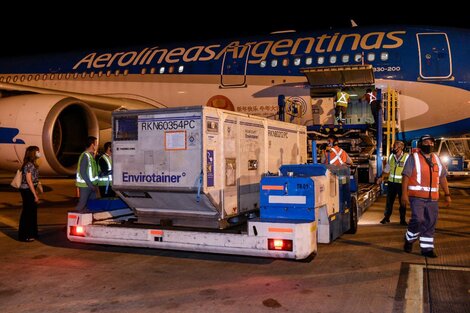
left=86, top=198, right=128, bottom=212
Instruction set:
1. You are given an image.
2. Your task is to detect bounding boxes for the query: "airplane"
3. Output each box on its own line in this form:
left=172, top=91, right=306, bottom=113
left=0, top=25, right=469, bottom=176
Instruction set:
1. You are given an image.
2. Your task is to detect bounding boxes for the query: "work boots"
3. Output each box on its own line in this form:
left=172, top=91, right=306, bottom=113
left=380, top=217, right=390, bottom=224
left=421, top=250, right=438, bottom=258
left=404, top=237, right=413, bottom=253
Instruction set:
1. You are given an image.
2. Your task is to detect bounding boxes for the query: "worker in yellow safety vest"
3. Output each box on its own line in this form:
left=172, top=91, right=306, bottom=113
left=334, top=87, right=350, bottom=126
left=76, top=136, right=100, bottom=212
left=97, top=141, right=115, bottom=197
left=377, top=140, right=409, bottom=225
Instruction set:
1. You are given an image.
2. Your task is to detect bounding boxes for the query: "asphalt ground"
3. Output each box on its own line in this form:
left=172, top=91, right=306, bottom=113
left=0, top=172, right=469, bottom=313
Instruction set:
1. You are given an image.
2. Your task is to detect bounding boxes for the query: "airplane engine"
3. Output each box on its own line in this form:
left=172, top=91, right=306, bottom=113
left=0, top=94, right=99, bottom=176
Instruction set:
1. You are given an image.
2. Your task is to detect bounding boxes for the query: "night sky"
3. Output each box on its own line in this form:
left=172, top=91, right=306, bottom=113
left=2, top=2, right=469, bottom=57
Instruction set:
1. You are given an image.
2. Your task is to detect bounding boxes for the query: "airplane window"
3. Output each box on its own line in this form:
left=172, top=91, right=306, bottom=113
left=50, top=74, right=55, bottom=80
left=89, top=72, right=94, bottom=78
left=35, top=74, right=40, bottom=81
left=342, top=55, right=350, bottom=63
left=6, top=76, right=11, bottom=82
left=114, top=70, right=120, bottom=76
left=97, top=71, right=103, bottom=77
left=159, top=67, right=165, bottom=74
left=317, top=56, right=324, bottom=65
left=367, top=53, right=375, bottom=62
left=150, top=68, right=156, bottom=74
left=106, top=71, right=111, bottom=77
left=65, top=73, right=70, bottom=79
left=178, top=65, right=184, bottom=73
left=13, top=76, right=18, bottom=82
left=169, top=66, right=175, bottom=74
left=271, top=59, right=278, bottom=67
left=354, top=53, right=363, bottom=63
left=0, top=77, right=4, bottom=82
left=306, top=57, right=313, bottom=65
left=380, top=52, right=389, bottom=61
left=260, top=60, right=267, bottom=68
left=329, top=55, right=337, bottom=64
left=20, top=75, right=25, bottom=82
left=124, top=69, right=129, bottom=76
left=57, top=74, right=62, bottom=80
left=282, top=58, right=289, bottom=67
left=294, top=58, right=301, bottom=66
left=43, top=74, right=47, bottom=80
left=141, top=68, right=146, bottom=75
left=82, top=72, right=87, bottom=78
left=27, top=75, right=33, bottom=81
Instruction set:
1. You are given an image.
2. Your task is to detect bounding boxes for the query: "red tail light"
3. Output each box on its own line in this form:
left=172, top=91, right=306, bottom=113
left=70, top=225, right=85, bottom=237
left=268, top=239, right=293, bottom=251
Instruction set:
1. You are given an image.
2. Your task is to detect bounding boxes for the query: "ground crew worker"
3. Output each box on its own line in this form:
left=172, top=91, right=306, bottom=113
left=363, top=88, right=380, bottom=128
left=97, top=141, right=115, bottom=197
left=377, top=140, right=409, bottom=225
left=334, top=87, right=350, bottom=126
left=76, top=136, right=100, bottom=212
left=402, top=134, right=451, bottom=258
left=321, top=134, right=353, bottom=166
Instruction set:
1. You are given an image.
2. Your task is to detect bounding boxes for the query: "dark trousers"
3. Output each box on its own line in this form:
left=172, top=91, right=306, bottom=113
left=405, top=197, right=438, bottom=252
left=384, top=181, right=406, bottom=221
left=99, top=186, right=116, bottom=198
left=335, top=106, right=347, bottom=123
left=370, top=100, right=380, bottom=127
left=19, top=188, right=38, bottom=241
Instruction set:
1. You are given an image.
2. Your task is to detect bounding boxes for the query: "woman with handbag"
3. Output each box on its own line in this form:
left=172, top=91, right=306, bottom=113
left=18, top=146, right=41, bottom=242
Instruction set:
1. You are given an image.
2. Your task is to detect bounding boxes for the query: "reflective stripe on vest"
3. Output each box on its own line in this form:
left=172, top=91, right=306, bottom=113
left=388, top=153, right=409, bottom=183
left=326, top=147, right=348, bottom=166
left=336, top=92, right=349, bottom=106
left=367, top=92, right=377, bottom=104
left=408, top=152, right=442, bottom=200
left=76, top=152, right=99, bottom=187
left=98, top=154, right=112, bottom=186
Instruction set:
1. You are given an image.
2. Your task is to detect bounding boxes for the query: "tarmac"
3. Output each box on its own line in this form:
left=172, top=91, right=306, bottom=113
left=0, top=171, right=469, bottom=313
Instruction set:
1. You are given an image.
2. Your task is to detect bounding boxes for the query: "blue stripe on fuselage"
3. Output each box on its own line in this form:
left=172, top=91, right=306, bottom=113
left=398, top=118, right=470, bottom=142
left=0, top=26, right=468, bottom=91
left=0, top=127, right=25, bottom=144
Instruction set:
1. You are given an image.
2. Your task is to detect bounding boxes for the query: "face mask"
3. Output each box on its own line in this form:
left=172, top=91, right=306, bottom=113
left=421, top=145, right=433, bottom=154
left=36, top=151, right=41, bottom=158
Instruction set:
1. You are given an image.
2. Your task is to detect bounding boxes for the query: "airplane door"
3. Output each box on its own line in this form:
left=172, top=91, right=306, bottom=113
left=416, top=33, right=452, bottom=79
left=220, top=44, right=251, bottom=88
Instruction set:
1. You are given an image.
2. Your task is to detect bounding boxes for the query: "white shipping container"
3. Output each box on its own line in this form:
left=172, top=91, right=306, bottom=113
left=112, top=106, right=307, bottom=229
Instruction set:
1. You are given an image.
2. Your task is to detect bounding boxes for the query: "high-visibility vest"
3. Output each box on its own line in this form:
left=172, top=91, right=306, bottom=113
left=97, top=154, right=112, bottom=187
left=75, top=151, right=99, bottom=187
left=97, top=153, right=113, bottom=186
left=388, top=152, right=409, bottom=183
left=335, top=92, right=350, bottom=107
left=324, top=147, right=348, bottom=166
left=366, top=92, right=377, bottom=104
left=407, top=152, right=442, bottom=200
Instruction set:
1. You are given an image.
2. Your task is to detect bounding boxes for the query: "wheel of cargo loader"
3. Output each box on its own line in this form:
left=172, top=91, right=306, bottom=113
left=346, top=196, right=358, bottom=234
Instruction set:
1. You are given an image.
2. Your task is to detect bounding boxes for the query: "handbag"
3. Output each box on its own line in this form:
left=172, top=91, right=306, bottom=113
left=10, top=169, right=22, bottom=188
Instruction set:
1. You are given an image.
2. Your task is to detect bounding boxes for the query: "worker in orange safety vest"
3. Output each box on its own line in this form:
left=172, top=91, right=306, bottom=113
left=321, top=134, right=353, bottom=166
left=401, top=134, right=451, bottom=258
